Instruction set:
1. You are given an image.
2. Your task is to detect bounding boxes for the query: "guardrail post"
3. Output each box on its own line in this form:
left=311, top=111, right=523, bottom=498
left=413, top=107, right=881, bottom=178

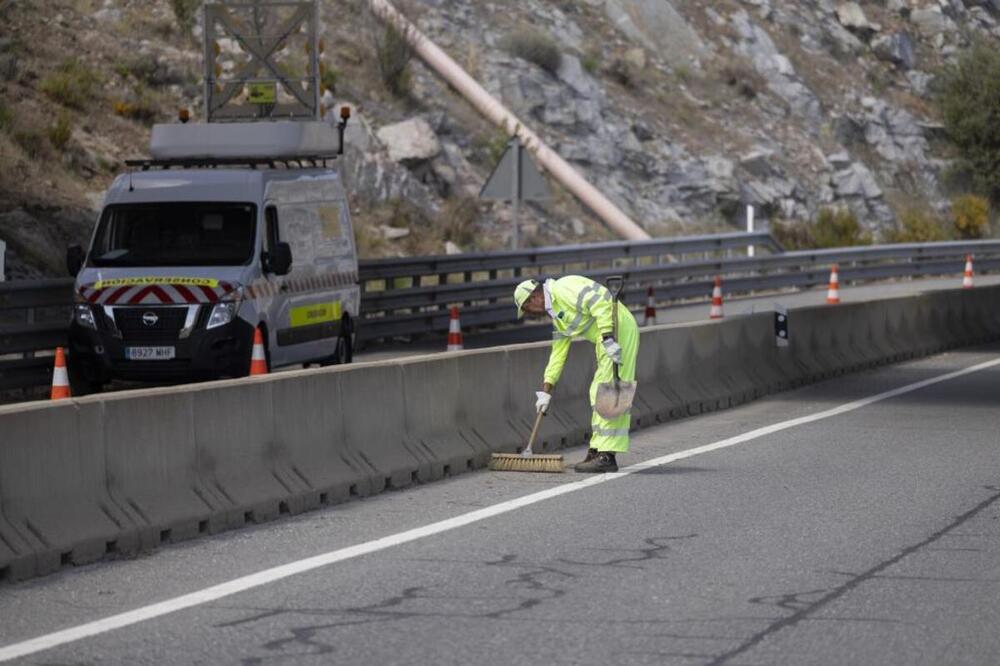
left=24, top=307, right=34, bottom=361
left=20, top=306, right=36, bottom=400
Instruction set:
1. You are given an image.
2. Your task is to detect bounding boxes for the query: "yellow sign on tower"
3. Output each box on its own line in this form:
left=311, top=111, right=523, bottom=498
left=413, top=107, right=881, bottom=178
left=247, top=82, right=277, bottom=105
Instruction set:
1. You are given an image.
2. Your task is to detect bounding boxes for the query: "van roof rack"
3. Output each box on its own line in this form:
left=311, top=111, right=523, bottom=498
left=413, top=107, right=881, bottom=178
left=139, top=118, right=351, bottom=168
left=124, top=155, right=341, bottom=171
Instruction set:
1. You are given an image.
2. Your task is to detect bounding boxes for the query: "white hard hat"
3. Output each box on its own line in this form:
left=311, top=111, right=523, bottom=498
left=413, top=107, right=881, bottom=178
left=513, top=279, right=541, bottom=318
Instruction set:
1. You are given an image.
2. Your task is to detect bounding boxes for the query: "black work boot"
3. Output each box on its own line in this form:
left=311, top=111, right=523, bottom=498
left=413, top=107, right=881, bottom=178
left=582, top=448, right=598, bottom=463
left=574, top=452, right=618, bottom=473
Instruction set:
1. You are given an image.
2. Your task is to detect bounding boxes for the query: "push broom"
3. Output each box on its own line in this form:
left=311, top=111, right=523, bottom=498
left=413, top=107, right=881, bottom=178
left=488, top=410, right=564, bottom=473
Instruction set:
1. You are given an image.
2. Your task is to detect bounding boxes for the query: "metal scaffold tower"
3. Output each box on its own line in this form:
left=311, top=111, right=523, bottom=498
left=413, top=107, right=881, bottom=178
left=203, top=0, right=321, bottom=122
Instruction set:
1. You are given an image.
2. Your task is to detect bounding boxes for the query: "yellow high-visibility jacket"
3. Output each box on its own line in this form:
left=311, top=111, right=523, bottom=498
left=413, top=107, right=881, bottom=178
left=542, top=276, right=617, bottom=386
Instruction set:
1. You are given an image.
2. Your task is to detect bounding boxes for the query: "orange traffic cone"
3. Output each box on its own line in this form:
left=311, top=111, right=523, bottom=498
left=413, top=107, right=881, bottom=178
left=643, top=287, right=657, bottom=326
left=709, top=277, right=724, bottom=320
left=826, top=265, right=841, bottom=304
left=447, top=306, right=464, bottom=351
left=963, top=255, right=974, bottom=289
left=50, top=347, right=71, bottom=400
left=249, top=327, right=268, bottom=376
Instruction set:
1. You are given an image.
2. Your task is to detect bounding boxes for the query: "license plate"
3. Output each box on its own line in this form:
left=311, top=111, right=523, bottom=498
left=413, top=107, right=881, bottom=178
left=125, top=346, right=176, bottom=361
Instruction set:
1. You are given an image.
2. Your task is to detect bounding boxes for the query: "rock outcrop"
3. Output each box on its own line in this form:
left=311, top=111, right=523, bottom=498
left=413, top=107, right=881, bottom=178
left=3, top=0, right=999, bottom=269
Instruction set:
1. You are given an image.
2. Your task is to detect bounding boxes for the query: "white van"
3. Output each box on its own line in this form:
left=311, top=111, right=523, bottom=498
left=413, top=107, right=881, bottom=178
left=66, top=121, right=360, bottom=392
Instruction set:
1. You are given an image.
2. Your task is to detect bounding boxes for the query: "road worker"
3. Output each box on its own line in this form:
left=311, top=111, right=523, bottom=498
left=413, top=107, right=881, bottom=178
left=513, top=276, right=639, bottom=473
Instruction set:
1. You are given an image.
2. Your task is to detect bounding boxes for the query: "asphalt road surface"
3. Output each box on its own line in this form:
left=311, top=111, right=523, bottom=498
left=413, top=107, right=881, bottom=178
left=1, top=345, right=999, bottom=665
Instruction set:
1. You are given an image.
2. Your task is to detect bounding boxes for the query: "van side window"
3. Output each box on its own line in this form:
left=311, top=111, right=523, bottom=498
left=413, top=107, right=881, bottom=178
left=265, top=206, right=280, bottom=252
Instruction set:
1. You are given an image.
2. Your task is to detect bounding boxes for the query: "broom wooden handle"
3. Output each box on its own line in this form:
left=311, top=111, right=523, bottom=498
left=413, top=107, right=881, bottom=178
left=526, top=410, right=544, bottom=452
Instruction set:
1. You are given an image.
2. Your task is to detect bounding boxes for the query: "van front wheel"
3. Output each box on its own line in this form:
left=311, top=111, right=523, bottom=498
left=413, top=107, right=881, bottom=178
left=335, top=333, right=353, bottom=365
left=68, top=358, right=106, bottom=396
left=321, top=314, right=354, bottom=366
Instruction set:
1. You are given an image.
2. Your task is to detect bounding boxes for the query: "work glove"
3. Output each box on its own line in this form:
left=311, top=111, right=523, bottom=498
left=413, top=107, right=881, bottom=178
left=535, top=391, right=552, bottom=414
left=602, top=336, right=622, bottom=365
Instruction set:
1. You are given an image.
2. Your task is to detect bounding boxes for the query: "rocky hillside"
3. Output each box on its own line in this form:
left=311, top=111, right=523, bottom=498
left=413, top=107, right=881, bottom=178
left=1, top=0, right=998, bottom=277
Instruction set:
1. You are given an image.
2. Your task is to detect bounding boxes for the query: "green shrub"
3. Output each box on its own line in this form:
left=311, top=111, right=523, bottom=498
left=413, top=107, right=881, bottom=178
left=115, top=54, right=160, bottom=86
left=951, top=194, right=990, bottom=239
left=0, top=101, right=12, bottom=132
left=354, top=219, right=388, bottom=258
left=113, top=88, right=158, bottom=124
left=608, top=57, right=638, bottom=88
left=811, top=207, right=872, bottom=248
left=438, top=197, right=479, bottom=247
left=170, top=0, right=201, bottom=33
left=47, top=113, right=73, bottom=150
left=321, top=64, right=338, bottom=93
left=12, top=124, right=49, bottom=159
left=770, top=219, right=813, bottom=250
left=887, top=208, right=948, bottom=243
left=503, top=30, right=562, bottom=74
left=717, top=58, right=764, bottom=100
left=581, top=50, right=600, bottom=74
left=771, top=208, right=872, bottom=249
left=371, top=19, right=415, bottom=97
left=937, top=41, right=1000, bottom=202
left=39, top=59, right=102, bottom=109
left=484, top=130, right=510, bottom=165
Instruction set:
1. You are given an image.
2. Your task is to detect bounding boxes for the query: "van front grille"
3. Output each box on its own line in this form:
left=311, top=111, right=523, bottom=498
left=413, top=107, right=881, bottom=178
left=114, top=307, right=190, bottom=343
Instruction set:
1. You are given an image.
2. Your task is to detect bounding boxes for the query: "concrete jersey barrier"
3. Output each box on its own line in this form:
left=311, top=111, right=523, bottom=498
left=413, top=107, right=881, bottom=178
left=0, top=287, right=998, bottom=582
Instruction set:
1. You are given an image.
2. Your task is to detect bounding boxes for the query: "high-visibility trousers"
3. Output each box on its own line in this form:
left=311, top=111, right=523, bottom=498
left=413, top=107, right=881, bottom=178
left=588, top=306, right=639, bottom=453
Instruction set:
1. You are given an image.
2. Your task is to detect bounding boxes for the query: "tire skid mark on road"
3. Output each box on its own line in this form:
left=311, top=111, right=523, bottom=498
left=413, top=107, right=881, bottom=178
left=706, top=486, right=1000, bottom=666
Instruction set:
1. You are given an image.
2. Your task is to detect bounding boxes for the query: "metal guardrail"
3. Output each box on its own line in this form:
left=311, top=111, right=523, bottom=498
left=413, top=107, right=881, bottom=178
left=359, top=239, right=1000, bottom=340
left=0, top=232, right=777, bottom=392
left=358, top=231, right=782, bottom=281
left=3, top=234, right=998, bottom=393
left=358, top=231, right=783, bottom=339
left=0, top=279, right=74, bottom=392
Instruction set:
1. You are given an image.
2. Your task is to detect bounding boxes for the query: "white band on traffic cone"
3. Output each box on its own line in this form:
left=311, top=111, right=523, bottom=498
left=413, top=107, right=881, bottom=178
left=249, top=328, right=268, bottom=376
left=447, top=307, right=464, bottom=351
left=709, top=278, right=724, bottom=319
left=827, top=266, right=840, bottom=304
left=50, top=347, right=71, bottom=400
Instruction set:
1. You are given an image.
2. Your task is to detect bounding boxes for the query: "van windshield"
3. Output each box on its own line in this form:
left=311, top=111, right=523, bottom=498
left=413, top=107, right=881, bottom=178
left=90, top=203, right=256, bottom=267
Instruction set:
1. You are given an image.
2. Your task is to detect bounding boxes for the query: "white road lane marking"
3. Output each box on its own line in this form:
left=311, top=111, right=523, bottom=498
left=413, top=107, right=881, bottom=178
left=2, top=356, right=998, bottom=662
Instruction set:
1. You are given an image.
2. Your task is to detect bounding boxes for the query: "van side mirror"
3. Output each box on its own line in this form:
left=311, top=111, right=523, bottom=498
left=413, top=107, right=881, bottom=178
left=66, top=245, right=85, bottom=277
left=265, top=242, right=293, bottom=276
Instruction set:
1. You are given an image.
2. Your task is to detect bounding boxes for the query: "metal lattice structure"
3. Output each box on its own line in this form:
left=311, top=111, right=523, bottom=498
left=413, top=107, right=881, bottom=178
left=203, top=0, right=320, bottom=122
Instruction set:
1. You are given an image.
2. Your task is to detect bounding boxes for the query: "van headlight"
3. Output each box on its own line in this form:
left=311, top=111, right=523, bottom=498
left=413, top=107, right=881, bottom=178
left=206, top=300, right=240, bottom=330
left=74, top=304, right=97, bottom=330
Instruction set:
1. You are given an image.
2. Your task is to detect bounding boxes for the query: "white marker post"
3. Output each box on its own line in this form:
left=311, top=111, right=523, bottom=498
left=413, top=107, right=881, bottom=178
left=0, top=238, right=6, bottom=281
left=746, top=205, right=755, bottom=258
left=512, top=138, right=520, bottom=250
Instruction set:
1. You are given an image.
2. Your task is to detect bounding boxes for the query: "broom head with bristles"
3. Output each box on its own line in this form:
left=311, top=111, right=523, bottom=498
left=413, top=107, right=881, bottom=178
left=489, top=452, right=564, bottom=473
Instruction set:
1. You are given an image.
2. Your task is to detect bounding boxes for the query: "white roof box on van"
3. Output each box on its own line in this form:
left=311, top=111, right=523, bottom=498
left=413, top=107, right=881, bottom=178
left=149, top=121, right=339, bottom=160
